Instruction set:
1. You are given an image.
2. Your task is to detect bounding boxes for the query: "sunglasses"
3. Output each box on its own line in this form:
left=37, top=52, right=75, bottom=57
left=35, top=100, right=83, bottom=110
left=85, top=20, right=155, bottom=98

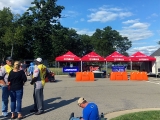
left=7, top=60, right=12, bottom=62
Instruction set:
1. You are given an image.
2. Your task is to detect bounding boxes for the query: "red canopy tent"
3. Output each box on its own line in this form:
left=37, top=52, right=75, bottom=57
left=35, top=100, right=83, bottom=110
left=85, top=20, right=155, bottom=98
left=129, top=51, right=156, bottom=61
left=129, top=51, right=156, bottom=71
left=55, top=51, right=81, bottom=61
left=105, top=51, right=130, bottom=61
left=81, top=51, right=105, bottom=72
left=81, top=51, right=105, bottom=61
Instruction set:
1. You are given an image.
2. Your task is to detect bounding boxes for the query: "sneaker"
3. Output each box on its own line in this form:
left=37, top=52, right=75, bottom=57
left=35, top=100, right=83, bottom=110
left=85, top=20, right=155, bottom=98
left=30, top=109, right=38, bottom=113
left=2, top=112, right=8, bottom=117
left=69, top=112, right=74, bottom=120
left=35, top=111, right=44, bottom=115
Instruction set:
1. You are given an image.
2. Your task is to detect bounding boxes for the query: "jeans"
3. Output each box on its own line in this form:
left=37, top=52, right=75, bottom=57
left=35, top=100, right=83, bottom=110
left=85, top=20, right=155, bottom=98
left=70, top=117, right=80, bottom=120
left=10, top=89, right=23, bottom=113
left=1, top=86, right=9, bottom=112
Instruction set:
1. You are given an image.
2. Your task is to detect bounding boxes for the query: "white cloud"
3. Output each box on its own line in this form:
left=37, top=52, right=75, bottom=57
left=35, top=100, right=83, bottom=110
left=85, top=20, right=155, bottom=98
left=73, top=28, right=94, bottom=36
left=119, top=22, right=153, bottom=41
left=147, top=13, right=159, bottom=19
left=73, top=18, right=85, bottom=24
left=122, top=19, right=139, bottom=24
left=119, top=12, right=132, bottom=18
left=127, top=46, right=159, bottom=56
left=87, top=5, right=132, bottom=22
left=151, top=13, right=158, bottom=17
left=0, top=0, right=33, bottom=14
left=65, top=11, right=79, bottom=17
left=106, top=7, right=122, bottom=12
left=80, top=18, right=85, bottom=21
left=88, top=11, right=118, bottom=22
left=129, top=22, right=150, bottom=29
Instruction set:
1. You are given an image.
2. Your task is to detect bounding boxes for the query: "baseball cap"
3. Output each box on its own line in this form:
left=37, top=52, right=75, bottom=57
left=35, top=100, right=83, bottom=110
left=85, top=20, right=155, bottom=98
left=78, top=97, right=86, bottom=106
left=6, top=56, right=13, bottom=61
left=35, top=58, right=42, bottom=63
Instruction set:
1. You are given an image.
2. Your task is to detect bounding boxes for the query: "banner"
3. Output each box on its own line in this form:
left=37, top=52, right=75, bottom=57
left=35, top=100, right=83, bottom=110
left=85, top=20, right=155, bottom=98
left=63, top=67, right=79, bottom=72
left=112, top=66, right=126, bottom=72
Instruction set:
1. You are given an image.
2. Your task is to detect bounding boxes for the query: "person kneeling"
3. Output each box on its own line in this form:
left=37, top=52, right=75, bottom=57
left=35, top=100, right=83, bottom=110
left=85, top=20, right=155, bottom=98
left=69, top=97, right=100, bottom=120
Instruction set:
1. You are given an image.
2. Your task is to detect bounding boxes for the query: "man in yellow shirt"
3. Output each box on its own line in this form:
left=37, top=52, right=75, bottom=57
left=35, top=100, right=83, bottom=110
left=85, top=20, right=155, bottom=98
left=30, top=58, right=49, bottom=115
left=0, top=57, right=13, bottom=117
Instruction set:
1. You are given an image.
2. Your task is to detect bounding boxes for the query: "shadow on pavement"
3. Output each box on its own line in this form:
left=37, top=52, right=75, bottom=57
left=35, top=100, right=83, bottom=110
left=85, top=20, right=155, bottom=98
left=18, top=97, right=79, bottom=119
left=0, top=114, right=11, bottom=120
left=44, top=97, right=79, bottom=113
left=53, top=79, right=62, bottom=83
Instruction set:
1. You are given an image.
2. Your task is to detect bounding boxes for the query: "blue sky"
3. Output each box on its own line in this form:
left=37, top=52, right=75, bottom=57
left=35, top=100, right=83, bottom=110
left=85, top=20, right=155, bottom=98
left=0, top=0, right=160, bottom=56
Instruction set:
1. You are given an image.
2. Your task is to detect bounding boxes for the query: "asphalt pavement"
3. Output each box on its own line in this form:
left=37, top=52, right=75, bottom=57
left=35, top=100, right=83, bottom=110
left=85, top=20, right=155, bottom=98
left=0, top=76, right=160, bottom=120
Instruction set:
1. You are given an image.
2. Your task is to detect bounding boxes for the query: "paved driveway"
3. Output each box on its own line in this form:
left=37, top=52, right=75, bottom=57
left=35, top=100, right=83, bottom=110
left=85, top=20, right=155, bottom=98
left=0, top=76, right=160, bottom=120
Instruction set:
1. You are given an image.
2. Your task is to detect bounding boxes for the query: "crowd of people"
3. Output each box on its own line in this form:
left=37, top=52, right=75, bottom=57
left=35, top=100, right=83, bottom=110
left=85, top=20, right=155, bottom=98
left=0, top=57, right=49, bottom=119
left=0, top=57, right=104, bottom=120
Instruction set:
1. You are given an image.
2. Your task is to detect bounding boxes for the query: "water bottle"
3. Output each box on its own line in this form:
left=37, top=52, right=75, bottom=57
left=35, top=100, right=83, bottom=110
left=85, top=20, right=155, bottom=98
left=100, top=112, right=107, bottom=120
left=101, top=113, right=104, bottom=118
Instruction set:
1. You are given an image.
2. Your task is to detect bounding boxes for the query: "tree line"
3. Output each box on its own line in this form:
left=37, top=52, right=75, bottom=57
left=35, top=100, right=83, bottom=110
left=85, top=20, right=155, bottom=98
left=0, top=0, right=132, bottom=62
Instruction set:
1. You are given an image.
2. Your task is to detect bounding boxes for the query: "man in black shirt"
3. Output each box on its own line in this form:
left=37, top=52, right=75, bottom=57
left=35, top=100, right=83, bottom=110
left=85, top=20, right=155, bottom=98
left=21, top=61, right=28, bottom=75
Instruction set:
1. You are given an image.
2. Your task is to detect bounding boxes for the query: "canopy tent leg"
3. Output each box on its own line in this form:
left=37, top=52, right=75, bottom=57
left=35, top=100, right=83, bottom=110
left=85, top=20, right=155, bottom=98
left=155, top=61, right=158, bottom=80
left=58, top=62, right=59, bottom=75
left=81, top=61, right=82, bottom=72
left=106, top=61, right=108, bottom=77
left=130, top=61, right=132, bottom=71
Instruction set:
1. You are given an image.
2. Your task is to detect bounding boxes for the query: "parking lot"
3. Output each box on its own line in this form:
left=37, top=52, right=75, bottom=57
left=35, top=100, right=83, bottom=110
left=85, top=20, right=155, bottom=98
left=0, top=76, right=160, bottom=120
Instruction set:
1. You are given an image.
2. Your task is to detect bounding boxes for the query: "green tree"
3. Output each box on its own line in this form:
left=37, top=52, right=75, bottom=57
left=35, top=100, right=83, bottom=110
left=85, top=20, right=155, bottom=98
left=79, top=34, right=93, bottom=56
left=51, top=27, right=83, bottom=59
left=20, top=0, right=64, bottom=59
left=91, top=26, right=132, bottom=57
left=2, top=14, right=25, bottom=57
left=50, top=24, right=68, bottom=60
left=0, top=7, right=14, bottom=60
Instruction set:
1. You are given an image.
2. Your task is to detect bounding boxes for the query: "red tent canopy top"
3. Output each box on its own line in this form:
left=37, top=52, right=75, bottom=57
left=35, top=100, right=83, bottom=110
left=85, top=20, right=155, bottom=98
left=105, top=51, right=130, bottom=61
left=129, top=51, right=156, bottom=61
left=81, top=51, right=105, bottom=61
left=55, top=51, right=81, bottom=61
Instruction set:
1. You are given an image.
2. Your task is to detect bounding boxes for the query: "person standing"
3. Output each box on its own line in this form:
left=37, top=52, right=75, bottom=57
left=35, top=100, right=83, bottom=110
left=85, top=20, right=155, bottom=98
left=28, top=62, right=35, bottom=80
left=21, top=61, right=28, bottom=76
left=8, top=61, right=27, bottom=119
left=30, top=58, right=48, bottom=115
left=0, top=57, right=13, bottom=117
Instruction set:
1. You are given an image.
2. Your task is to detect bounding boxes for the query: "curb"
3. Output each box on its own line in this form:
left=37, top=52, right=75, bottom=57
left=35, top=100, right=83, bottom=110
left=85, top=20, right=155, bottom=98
left=104, top=108, right=160, bottom=120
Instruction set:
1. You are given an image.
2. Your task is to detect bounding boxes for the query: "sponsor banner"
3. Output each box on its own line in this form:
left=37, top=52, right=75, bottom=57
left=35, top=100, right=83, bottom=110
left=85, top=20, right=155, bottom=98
left=89, top=58, right=99, bottom=61
left=112, top=66, right=126, bottom=72
left=64, top=58, right=74, bottom=60
left=89, top=66, right=99, bottom=71
left=114, top=58, right=124, bottom=61
left=138, top=58, right=149, bottom=61
left=63, top=67, right=79, bottom=72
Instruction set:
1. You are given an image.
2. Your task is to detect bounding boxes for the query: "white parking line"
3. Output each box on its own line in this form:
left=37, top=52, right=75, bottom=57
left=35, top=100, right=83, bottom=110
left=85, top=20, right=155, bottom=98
left=146, top=81, right=160, bottom=85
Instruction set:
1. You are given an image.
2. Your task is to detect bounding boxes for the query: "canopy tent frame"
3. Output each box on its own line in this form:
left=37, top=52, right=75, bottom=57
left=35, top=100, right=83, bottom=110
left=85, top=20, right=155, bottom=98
left=55, top=51, right=82, bottom=74
left=129, top=51, right=156, bottom=72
